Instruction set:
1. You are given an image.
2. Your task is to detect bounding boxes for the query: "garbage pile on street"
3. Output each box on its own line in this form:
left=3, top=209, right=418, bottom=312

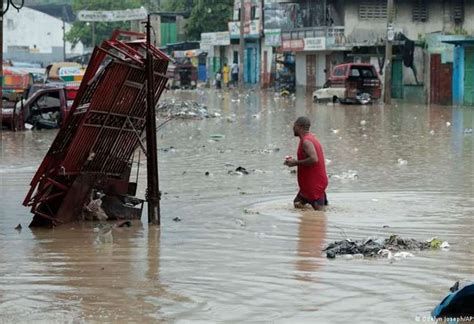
left=324, top=235, right=449, bottom=259
left=157, top=99, right=212, bottom=119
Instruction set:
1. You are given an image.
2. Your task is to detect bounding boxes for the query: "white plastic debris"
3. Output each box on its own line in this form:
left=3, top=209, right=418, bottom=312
left=378, top=249, right=393, bottom=259
left=360, top=120, right=367, bottom=126
left=440, top=241, right=450, bottom=250
left=446, top=121, right=451, bottom=127
left=430, top=130, right=435, bottom=135
left=331, top=129, right=340, bottom=134
left=393, top=252, right=415, bottom=259
left=397, top=158, right=408, bottom=166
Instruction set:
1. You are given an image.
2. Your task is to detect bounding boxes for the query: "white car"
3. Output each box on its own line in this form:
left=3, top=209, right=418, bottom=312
left=312, top=83, right=345, bottom=103
left=313, top=85, right=372, bottom=104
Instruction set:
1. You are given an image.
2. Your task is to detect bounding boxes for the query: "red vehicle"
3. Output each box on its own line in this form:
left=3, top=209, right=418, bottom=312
left=314, top=63, right=381, bottom=104
left=6, top=84, right=78, bottom=130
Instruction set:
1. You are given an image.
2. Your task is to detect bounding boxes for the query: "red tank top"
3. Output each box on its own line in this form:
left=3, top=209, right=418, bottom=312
left=297, top=133, right=328, bottom=201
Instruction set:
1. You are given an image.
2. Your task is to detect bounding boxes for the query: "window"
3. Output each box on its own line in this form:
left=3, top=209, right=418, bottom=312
left=452, top=0, right=464, bottom=24
left=234, top=8, right=240, bottom=21
left=333, top=66, right=346, bottom=77
left=413, top=0, right=428, bottom=22
left=350, top=68, right=360, bottom=77
left=359, top=0, right=395, bottom=20
left=251, top=6, right=256, bottom=20
left=34, top=92, right=61, bottom=112
left=360, top=67, right=376, bottom=78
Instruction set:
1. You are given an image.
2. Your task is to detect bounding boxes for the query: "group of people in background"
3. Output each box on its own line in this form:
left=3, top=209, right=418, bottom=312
left=215, top=62, right=239, bottom=89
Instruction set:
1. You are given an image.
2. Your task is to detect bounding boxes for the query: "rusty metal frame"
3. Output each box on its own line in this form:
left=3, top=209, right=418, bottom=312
left=24, top=30, right=170, bottom=227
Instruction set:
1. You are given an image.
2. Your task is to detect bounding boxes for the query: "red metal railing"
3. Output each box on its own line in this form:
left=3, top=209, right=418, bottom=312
left=23, top=30, right=170, bottom=227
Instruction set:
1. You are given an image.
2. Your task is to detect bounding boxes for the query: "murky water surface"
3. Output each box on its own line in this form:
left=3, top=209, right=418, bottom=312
left=1, top=88, right=473, bottom=322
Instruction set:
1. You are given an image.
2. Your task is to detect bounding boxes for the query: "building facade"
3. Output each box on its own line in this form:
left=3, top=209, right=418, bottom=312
left=3, top=6, right=84, bottom=65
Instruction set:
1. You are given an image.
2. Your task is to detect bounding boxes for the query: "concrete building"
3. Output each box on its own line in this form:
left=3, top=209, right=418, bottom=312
left=3, top=6, right=84, bottom=65
left=276, top=0, right=474, bottom=104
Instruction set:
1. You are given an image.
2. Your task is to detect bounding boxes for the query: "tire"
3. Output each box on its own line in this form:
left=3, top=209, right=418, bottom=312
left=358, top=93, right=371, bottom=105
left=332, top=96, right=339, bottom=104
left=313, top=96, right=319, bottom=103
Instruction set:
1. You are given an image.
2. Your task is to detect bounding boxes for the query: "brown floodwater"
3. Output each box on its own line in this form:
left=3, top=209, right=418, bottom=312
left=0, top=88, right=473, bottom=322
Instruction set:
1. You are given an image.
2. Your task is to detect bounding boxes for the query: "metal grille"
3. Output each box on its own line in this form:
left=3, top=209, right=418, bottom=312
left=413, top=0, right=429, bottom=22
left=23, top=31, right=170, bottom=226
left=359, top=0, right=394, bottom=20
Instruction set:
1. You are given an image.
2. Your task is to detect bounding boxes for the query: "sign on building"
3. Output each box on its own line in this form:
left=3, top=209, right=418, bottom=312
left=200, top=32, right=230, bottom=51
left=264, top=29, right=281, bottom=47
left=281, top=39, right=304, bottom=52
left=77, top=7, right=147, bottom=22
left=229, top=20, right=260, bottom=38
left=304, top=37, right=326, bottom=51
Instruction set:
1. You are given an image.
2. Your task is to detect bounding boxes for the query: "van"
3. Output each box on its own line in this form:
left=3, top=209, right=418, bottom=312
left=313, top=63, right=381, bottom=104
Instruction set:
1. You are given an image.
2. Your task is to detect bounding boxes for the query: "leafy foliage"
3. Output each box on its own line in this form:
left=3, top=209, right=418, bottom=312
left=161, top=0, right=233, bottom=40
left=65, top=0, right=142, bottom=48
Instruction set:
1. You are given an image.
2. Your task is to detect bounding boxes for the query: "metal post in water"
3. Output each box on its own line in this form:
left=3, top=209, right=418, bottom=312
left=145, top=14, right=161, bottom=226
left=384, top=0, right=394, bottom=104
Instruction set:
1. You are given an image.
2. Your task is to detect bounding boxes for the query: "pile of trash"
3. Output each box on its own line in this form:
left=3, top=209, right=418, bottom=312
left=324, top=235, right=449, bottom=259
left=157, top=99, right=213, bottom=119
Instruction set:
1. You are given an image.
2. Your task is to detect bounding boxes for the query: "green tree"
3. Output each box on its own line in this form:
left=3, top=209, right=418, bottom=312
left=66, top=0, right=143, bottom=48
left=186, top=0, right=233, bottom=40
left=161, top=0, right=233, bottom=40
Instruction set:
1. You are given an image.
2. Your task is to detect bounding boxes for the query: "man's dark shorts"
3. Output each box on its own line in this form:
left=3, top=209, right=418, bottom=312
left=294, top=192, right=328, bottom=210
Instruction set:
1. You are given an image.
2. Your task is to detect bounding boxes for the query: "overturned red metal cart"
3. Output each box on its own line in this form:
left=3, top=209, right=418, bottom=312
left=23, top=31, right=170, bottom=227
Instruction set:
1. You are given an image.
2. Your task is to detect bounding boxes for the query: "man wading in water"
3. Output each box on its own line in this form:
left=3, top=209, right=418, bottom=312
left=284, top=116, right=329, bottom=210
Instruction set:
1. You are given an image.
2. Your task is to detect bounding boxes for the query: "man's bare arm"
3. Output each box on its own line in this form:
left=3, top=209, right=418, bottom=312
left=296, top=140, right=318, bottom=166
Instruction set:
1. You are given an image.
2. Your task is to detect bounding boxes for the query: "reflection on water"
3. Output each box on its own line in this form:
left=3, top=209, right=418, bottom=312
left=0, top=88, right=473, bottom=322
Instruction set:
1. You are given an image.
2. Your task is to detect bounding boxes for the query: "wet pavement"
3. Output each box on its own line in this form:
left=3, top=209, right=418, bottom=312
left=0, top=88, right=473, bottom=322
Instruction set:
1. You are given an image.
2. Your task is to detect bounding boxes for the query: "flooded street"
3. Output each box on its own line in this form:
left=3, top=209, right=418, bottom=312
left=0, top=88, right=473, bottom=322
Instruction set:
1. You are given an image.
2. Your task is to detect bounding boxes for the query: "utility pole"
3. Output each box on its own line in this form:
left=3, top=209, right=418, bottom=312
left=92, top=21, right=96, bottom=49
left=145, top=14, right=161, bottom=226
left=62, top=20, right=66, bottom=61
left=238, top=0, right=245, bottom=89
left=383, top=0, right=394, bottom=104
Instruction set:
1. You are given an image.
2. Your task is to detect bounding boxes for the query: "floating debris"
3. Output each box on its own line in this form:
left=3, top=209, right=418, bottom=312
left=96, top=225, right=113, bottom=244
left=330, top=170, right=358, bottom=180
left=157, top=99, right=210, bottom=119
left=397, top=158, right=408, bottom=166
left=324, top=235, right=448, bottom=259
left=115, top=220, right=131, bottom=228
left=14, top=224, right=22, bottom=231
left=210, top=134, right=225, bottom=141
left=173, top=217, right=182, bottom=222
left=235, top=166, right=249, bottom=175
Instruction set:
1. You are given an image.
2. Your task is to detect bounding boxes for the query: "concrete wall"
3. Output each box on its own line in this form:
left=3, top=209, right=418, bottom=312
left=3, top=6, right=84, bottom=56
left=344, top=0, right=474, bottom=43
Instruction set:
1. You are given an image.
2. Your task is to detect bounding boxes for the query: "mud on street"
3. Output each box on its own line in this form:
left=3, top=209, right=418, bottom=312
left=0, top=88, right=473, bottom=322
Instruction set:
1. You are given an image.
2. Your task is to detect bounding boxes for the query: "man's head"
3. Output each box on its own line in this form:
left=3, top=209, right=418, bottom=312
left=293, top=116, right=311, bottom=136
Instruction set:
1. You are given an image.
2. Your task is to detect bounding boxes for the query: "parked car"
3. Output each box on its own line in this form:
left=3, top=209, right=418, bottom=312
left=19, top=84, right=78, bottom=129
left=167, top=57, right=198, bottom=89
left=313, top=63, right=381, bottom=104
